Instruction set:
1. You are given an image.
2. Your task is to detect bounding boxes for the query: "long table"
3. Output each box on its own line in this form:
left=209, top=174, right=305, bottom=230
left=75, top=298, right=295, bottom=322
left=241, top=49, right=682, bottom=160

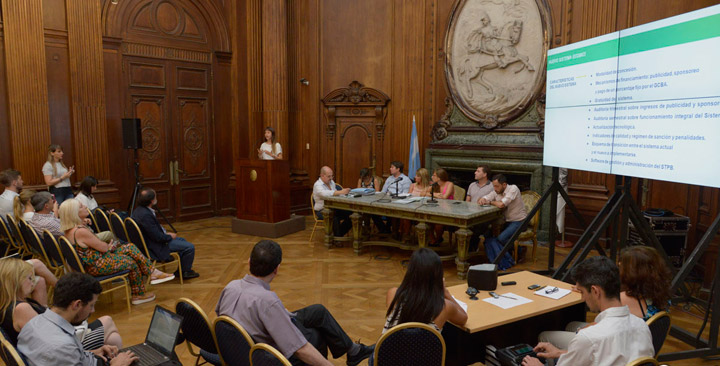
left=321, top=194, right=502, bottom=278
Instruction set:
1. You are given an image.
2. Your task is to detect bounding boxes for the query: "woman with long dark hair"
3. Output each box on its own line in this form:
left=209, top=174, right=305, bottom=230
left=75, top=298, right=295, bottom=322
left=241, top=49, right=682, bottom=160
left=76, top=176, right=99, bottom=210
left=42, top=144, right=75, bottom=206
left=257, top=126, right=283, bottom=160
left=384, top=248, right=467, bottom=332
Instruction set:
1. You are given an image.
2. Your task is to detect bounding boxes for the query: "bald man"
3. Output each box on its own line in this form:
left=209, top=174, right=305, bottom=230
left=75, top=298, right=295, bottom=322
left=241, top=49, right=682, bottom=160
left=312, top=166, right=352, bottom=237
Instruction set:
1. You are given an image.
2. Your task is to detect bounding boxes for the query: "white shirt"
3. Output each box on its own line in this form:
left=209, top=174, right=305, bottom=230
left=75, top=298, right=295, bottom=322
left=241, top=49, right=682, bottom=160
left=259, top=142, right=282, bottom=160
left=42, top=162, right=71, bottom=188
left=312, top=178, right=337, bottom=211
left=0, top=189, right=18, bottom=218
left=23, top=212, right=34, bottom=221
left=557, top=305, right=653, bottom=366
left=75, top=192, right=98, bottom=210
left=381, top=174, right=411, bottom=195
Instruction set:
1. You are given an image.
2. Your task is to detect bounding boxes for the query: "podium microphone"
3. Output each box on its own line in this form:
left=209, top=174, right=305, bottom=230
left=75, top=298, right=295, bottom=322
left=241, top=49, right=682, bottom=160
left=391, top=176, right=404, bottom=198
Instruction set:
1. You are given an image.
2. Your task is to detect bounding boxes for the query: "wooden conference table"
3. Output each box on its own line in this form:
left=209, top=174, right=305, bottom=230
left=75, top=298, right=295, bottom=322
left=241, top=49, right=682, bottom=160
left=445, top=271, right=585, bottom=365
left=321, top=194, right=503, bottom=278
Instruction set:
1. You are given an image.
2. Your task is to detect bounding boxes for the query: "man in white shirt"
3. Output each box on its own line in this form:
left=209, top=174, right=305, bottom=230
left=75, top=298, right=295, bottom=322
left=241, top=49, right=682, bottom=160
left=521, top=256, right=654, bottom=366
left=478, top=174, right=526, bottom=270
left=313, top=166, right=352, bottom=237
left=0, top=169, right=23, bottom=218
left=380, top=161, right=410, bottom=196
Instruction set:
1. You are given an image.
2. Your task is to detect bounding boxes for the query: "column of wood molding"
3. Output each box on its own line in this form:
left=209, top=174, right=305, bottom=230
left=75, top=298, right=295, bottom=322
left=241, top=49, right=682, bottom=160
left=246, top=0, right=264, bottom=156
left=261, top=0, right=289, bottom=156
left=66, top=0, right=110, bottom=180
left=1, top=0, right=51, bottom=183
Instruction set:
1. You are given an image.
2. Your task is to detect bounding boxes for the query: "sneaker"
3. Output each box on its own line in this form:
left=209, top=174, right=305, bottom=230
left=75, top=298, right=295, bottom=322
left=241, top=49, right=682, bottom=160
left=131, top=292, right=156, bottom=305
left=150, top=272, right=175, bottom=285
left=182, top=270, right=200, bottom=279
left=347, top=343, right=374, bottom=366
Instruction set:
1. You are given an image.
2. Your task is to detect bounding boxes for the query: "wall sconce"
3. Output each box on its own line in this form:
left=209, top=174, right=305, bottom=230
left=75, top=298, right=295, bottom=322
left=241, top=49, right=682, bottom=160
left=300, top=78, right=309, bottom=86
left=111, top=0, right=119, bottom=4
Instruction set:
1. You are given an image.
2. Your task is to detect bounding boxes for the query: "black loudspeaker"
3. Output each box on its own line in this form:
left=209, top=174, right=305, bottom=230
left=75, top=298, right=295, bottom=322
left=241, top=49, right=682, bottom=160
left=121, top=118, right=142, bottom=149
left=468, top=263, right=498, bottom=291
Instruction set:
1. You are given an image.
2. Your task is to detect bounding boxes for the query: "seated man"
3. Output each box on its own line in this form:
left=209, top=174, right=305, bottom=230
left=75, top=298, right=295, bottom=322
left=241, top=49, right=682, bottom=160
left=18, top=272, right=137, bottom=366
left=374, top=161, right=411, bottom=233
left=28, top=192, right=62, bottom=237
left=313, top=166, right=352, bottom=237
left=466, top=164, right=494, bottom=251
left=216, top=240, right=374, bottom=366
left=131, top=187, right=199, bottom=280
left=0, top=169, right=23, bottom=218
left=478, top=174, right=526, bottom=270
left=521, top=256, right=654, bottom=366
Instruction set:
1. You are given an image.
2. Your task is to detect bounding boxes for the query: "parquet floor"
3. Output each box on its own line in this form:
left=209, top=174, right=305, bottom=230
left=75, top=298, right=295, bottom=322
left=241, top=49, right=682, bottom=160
left=33, top=217, right=720, bottom=365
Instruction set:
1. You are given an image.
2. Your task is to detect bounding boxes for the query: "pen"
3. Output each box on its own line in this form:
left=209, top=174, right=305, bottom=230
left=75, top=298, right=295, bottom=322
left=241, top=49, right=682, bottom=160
left=489, top=291, right=517, bottom=300
left=536, top=285, right=547, bottom=291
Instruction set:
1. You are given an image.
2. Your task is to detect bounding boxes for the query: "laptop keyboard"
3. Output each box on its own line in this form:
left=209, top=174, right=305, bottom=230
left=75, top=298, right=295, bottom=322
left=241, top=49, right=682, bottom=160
left=124, top=344, right=168, bottom=366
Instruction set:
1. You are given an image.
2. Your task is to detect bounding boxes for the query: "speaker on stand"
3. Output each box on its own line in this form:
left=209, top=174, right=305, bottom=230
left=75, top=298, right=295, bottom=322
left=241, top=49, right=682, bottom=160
left=122, top=118, right=143, bottom=214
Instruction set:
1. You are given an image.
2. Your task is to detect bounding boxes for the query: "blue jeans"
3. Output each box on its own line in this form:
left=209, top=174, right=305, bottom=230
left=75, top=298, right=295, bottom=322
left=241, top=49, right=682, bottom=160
left=168, top=237, right=195, bottom=272
left=49, top=186, right=74, bottom=207
left=484, top=221, right=521, bottom=270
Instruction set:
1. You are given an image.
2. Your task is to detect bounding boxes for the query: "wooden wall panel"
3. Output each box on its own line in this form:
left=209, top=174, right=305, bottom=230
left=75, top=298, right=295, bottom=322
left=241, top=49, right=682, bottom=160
left=67, top=0, right=111, bottom=181
left=1, top=0, right=52, bottom=185
left=244, top=0, right=264, bottom=159
left=261, top=0, right=289, bottom=153
left=45, top=42, right=74, bottom=168
left=0, top=40, right=10, bottom=170
left=43, top=0, right=67, bottom=31
left=102, top=38, right=125, bottom=208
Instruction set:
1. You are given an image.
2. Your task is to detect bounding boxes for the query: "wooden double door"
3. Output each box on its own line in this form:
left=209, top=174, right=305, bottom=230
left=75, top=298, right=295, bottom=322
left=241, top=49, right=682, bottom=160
left=125, top=56, right=214, bottom=221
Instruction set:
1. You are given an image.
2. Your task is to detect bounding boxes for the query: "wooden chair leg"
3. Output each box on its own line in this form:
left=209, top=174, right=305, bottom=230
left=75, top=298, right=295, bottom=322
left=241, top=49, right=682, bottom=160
left=532, top=238, right=538, bottom=262
left=513, top=240, right=518, bottom=262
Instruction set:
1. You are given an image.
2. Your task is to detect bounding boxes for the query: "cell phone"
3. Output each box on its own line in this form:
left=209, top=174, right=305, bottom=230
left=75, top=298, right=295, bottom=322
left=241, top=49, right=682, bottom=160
left=527, top=284, right=541, bottom=290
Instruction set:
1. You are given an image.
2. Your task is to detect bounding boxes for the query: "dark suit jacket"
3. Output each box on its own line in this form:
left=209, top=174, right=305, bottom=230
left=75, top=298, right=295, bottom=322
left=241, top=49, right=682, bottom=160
left=131, top=205, right=172, bottom=261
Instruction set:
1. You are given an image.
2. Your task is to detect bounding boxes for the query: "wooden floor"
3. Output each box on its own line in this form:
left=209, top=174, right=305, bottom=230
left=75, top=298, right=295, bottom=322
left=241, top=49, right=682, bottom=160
left=63, top=217, right=720, bottom=365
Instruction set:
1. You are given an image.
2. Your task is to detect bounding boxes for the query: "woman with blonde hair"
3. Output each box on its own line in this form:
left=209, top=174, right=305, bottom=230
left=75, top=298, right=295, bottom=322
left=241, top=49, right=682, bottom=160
left=13, top=189, right=36, bottom=221
left=409, top=168, right=432, bottom=197
left=59, top=199, right=173, bottom=305
left=0, top=258, right=122, bottom=349
left=42, top=144, right=75, bottom=206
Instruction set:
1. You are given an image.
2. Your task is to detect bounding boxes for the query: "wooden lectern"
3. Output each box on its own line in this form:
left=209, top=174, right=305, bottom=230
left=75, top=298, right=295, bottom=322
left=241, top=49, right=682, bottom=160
left=232, top=159, right=305, bottom=237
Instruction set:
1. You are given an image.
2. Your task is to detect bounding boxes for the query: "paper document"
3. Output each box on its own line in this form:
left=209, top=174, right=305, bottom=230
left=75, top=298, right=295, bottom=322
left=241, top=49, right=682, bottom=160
left=452, top=295, right=468, bottom=313
left=394, top=196, right=423, bottom=204
left=534, top=287, right=571, bottom=300
left=482, top=293, right=532, bottom=309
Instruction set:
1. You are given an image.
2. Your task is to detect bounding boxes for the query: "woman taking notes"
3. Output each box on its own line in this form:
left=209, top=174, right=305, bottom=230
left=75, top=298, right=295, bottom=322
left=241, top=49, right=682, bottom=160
left=42, top=144, right=74, bottom=206
left=257, top=126, right=283, bottom=160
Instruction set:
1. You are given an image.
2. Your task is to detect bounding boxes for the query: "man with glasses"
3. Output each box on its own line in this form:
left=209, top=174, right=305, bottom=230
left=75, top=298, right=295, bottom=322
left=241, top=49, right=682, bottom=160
left=312, top=166, right=352, bottom=237
left=28, top=192, right=63, bottom=236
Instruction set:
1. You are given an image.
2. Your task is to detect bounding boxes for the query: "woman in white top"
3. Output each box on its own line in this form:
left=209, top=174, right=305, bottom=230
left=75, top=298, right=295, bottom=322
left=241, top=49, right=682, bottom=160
left=42, top=144, right=75, bottom=206
left=257, top=126, right=283, bottom=160
left=75, top=176, right=99, bottom=211
left=13, top=190, right=36, bottom=221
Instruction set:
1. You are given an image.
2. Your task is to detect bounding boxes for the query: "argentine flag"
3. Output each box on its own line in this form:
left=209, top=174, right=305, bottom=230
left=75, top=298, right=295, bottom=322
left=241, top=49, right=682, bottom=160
left=408, top=115, right=421, bottom=180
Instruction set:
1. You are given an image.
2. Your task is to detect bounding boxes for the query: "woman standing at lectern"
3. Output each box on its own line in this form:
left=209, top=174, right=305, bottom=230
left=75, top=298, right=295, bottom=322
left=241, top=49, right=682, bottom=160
left=257, top=126, right=283, bottom=160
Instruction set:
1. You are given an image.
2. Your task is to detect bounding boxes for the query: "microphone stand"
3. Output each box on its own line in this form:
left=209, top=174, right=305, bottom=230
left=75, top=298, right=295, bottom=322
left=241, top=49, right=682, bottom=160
left=427, top=182, right=439, bottom=206
left=391, top=179, right=401, bottom=198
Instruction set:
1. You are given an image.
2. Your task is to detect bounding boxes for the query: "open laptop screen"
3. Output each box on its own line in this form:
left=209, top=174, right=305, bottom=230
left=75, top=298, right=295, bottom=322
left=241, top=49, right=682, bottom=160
left=145, top=306, right=183, bottom=355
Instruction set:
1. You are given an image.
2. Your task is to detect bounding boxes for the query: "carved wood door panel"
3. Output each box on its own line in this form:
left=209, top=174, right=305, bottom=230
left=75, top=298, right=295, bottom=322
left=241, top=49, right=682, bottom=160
left=126, top=56, right=214, bottom=221
left=336, top=122, right=373, bottom=188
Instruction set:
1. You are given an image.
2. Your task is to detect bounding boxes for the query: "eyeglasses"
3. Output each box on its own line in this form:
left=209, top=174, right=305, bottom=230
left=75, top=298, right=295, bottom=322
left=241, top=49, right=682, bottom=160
left=545, top=287, right=559, bottom=294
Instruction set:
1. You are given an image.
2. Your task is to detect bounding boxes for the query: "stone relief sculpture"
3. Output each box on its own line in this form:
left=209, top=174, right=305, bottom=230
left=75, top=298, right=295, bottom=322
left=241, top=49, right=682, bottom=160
left=443, top=0, right=550, bottom=129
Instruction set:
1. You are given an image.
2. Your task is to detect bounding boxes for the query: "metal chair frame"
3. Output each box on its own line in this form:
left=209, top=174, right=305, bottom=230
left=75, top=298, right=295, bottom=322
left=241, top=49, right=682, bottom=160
left=175, top=297, right=222, bottom=366
left=373, top=322, right=446, bottom=366
left=213, top=315, right=256, bottom=366
left=124, top=217, right=182, bottom=285
left=249, top=343, right=292, bottom=366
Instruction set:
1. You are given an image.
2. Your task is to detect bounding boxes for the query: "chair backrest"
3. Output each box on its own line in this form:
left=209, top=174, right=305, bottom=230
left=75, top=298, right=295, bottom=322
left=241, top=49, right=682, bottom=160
left=625, top=356, right=658, bottom=366
left=86, top=209, right=99, bottom=233
left=310, top=193, right=320, bottom=221
left=374, top=322, right=445, bottom=366
left=214, top=316, right=255, bottom=366
left=0, top=217, right=17, bottom=256
left=5, top=215, right=27, bottom=253
left=57, top=236, right=86, bottom=273
left=41, top=230, right=65, bottom=269
left=521, top=191, right=541, bottom=231
left=175, top=298, right=219, bottom=355
left=453, top=186, right=466, bottom=201
left=646, top=311, right=671, bottom=356
left=109, top=212, right=129, bottom=242
left=124, top=217, right=151, bottom=259
left=92, top=208, right=112, bottom=233
left=249, top=344, right=291, bottom=366
left=0, top=330, right=26, bottom=366
left=18, top=220, right=49, bottom=261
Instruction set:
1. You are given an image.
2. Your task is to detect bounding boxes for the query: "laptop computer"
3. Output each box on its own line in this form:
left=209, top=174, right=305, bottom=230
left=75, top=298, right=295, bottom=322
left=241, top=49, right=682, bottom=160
left=120, top=305, right=183, bottom=366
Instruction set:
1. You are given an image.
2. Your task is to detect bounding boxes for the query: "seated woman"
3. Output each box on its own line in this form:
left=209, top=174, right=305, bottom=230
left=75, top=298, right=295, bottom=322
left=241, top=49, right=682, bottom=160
left=539, top=245, right=672, bottom=349
left=59, top=199, right=174, bottom=305
left=75, top=176, right=99, bottom=211
left=0, top=258, right=122, bottom=349
left=408, top=168, right=432, bottom=197
left=356, top=168, right=381, bottom=192
left=370, top=248, right=467, bottom=365
left=428, top=168, right=455, bottom=245
left=13, top=189, right=36, bottom=221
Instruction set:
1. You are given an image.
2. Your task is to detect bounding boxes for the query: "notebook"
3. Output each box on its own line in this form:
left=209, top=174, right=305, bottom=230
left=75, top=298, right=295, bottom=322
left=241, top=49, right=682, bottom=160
left=120, top=306, right=183, bottom=366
